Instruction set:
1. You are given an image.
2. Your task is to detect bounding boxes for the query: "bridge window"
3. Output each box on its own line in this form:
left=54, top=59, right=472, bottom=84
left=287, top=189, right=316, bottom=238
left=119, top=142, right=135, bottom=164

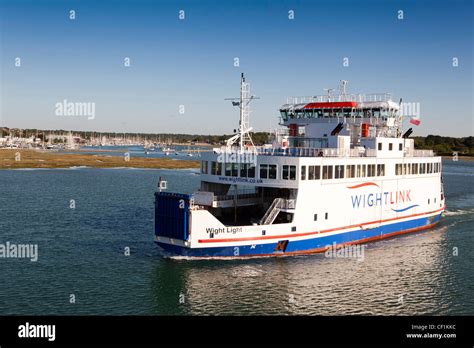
left=314, top=214, right=318, bottom=221
left=399, top=143, right=403, bottom=151
left=280, top=110, right=288, bottom=122
left=260, top=164, right=268, bottom=179
left=240, top=163, right=248, bottom=177
left=346, top=164, right=356, bottom=178
left=269, top=165, right=277, bottom=179
left=377, top=164, right=385, bottom=176
left=301, top=165, right=307, bottom=180
left=304, top=109, right=314, bottom=118
left=322, top=165, right=333, bottom=179
left=395, top=164, right=401, bottom=175
left=325, top=212, right=328, bottom=220
left=290, top=166, right=296, bottom=179
left=211, top=161, right=222, bottom=175
left=335, top=108, right=344, bottom=118
left=231, top=163, right=239, bottom=177
left=260, top=164, right=277, bottom=179
left=308, top=165, right=321, bottom=180
left=201, top=161, right=208, bottom=174
left=282, top=165, right=296, bottom=180
left=367, top=164, right=376, bottom=177
left=378, top=143, right=382, bottom=151
left=248, top=164, right=256, bottom=178
left=389, top=143, right=393, bottom=151
left=225, top=163, right=232, bottom=176
left=361, top=164, right=366, bottom=177
left=335, top=165, right=344, bottom=179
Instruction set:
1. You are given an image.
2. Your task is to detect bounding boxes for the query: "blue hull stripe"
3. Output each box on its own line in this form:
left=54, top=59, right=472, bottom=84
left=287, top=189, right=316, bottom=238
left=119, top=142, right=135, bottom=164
left=155, top=213, right=442, bottom=258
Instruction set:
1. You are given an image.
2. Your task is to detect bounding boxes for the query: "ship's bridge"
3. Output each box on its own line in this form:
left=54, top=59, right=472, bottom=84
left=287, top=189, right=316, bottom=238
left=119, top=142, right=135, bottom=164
left=278, top=87, right=404, bottom=143
left=280, top=93, right=400, bottom=123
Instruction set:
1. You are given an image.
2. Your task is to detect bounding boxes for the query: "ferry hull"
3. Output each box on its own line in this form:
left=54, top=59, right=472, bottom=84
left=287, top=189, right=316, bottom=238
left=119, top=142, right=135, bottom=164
left=155, top=212, right=443, bottom=258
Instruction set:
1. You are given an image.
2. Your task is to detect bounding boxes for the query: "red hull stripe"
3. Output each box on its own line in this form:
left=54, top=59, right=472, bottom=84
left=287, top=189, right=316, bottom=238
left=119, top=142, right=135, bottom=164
left=232, top=221, right=440, bottom=258
left=347, top=182, right=379, bottom=189
left=197, top=206, right=445, bottom=244
left=304, top=101, right=358, bottom=109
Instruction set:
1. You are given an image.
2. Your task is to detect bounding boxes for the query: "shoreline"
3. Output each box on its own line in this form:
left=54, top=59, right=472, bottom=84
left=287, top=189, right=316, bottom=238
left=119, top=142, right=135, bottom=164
left=441, top=156, right=474, bottom=162
left=1, top=149, right=473, bottom=170
left=0, top=149, right=200, bottom=169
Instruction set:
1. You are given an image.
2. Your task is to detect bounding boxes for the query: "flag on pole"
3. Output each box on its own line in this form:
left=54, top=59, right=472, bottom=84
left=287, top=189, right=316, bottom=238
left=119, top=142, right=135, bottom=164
left=409, top=117, right=421, bottom=126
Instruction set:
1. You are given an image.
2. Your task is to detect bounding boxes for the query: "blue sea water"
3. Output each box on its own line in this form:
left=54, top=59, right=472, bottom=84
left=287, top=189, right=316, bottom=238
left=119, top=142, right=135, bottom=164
left=0, top=160, right=472, bottom=315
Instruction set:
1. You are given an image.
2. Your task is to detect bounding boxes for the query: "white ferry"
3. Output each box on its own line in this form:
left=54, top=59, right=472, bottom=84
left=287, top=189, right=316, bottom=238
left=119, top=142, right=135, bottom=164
left=154, top=74, right=445, bottom=257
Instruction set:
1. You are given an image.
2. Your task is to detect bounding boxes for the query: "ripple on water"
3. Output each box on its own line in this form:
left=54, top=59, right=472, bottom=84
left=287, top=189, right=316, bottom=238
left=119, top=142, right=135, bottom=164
left=0, top=164, right=473, bottom=315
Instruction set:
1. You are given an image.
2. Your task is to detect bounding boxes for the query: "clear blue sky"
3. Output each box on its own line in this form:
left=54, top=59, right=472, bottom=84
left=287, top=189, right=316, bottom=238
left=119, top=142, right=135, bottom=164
left=0, top=0, right=472, bottom=136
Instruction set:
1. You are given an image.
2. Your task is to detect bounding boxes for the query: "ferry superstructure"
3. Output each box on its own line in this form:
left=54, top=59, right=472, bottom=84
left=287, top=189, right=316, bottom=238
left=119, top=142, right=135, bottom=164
left=154, top=75, right=445, bottom=257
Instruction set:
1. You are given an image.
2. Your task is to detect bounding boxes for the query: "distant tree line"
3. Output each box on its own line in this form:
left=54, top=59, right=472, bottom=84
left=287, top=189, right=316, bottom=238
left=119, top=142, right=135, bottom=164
left=413, top=135, right=474, bottom=156
left=2, top=127, right=472, bottom=155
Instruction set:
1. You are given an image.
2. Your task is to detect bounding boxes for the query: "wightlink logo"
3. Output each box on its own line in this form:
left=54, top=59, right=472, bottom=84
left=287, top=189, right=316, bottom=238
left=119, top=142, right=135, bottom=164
left=348, top=182, right=417, bottom=212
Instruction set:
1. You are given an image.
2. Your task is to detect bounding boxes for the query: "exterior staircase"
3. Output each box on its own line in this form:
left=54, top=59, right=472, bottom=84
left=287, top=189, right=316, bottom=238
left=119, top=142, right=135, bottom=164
left=260, top=198, right=285, bottom=225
